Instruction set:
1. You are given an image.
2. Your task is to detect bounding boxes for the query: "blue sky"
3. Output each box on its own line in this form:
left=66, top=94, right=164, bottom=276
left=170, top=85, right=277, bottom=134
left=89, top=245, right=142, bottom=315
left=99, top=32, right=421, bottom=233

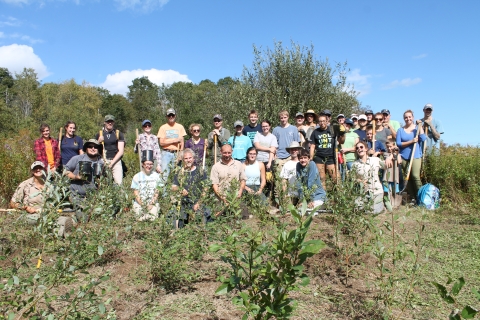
left=1, top=0, right=479, bottom=145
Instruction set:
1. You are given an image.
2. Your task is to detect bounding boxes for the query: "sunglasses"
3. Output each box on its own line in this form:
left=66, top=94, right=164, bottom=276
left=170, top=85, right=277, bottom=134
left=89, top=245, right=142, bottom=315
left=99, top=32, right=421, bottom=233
left=356, top=146, right=365, bottom=150
left=192, top=129, right=200, bottom=133
left=214, top=119, right=222, bottom=123
left=143, top=124, right=151, bottom=127
left=167, top=114, right=175, bottom=117
left=106, top=120, right=114, bottom=124
left=87, top=145, right=100, bottom=149
left=375, top=118, right=383, bottom=121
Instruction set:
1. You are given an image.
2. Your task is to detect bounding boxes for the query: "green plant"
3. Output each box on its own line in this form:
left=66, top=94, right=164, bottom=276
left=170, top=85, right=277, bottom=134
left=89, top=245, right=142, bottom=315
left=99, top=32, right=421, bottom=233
left=210, top=200, right=325, bottom=319
left=432, top=277, right=480, bottom=319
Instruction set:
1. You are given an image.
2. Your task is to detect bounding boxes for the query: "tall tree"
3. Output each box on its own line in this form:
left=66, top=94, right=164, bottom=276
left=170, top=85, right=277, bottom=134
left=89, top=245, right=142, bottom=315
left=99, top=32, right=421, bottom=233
left=12, top=68, right=40, bottom=119
left=127, top=76, right=160, bottom=122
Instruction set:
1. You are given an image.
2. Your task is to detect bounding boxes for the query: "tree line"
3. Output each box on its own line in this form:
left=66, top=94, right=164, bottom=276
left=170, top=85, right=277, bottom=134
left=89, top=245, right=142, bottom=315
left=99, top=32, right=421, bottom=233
left=0, top=41, right=360, bottom=142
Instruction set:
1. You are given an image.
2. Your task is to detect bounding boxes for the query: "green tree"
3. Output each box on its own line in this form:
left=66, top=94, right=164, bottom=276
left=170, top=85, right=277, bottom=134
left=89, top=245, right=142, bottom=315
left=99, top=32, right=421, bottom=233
left=12, top=68, right=40, bottom=119
left=98, top=88, right=134, bottom=132
left=127, top=76, right=160, bottom=122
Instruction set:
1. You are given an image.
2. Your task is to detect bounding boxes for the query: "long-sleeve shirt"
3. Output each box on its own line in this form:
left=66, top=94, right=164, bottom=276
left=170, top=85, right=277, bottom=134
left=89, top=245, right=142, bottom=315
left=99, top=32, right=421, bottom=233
left=136, top=133, right=162, bottom=164
left=34, top=138, right=61, bottom=170
left=396, top=128, right=427, bottom=160
left=296, top=161, right=327, bottom=202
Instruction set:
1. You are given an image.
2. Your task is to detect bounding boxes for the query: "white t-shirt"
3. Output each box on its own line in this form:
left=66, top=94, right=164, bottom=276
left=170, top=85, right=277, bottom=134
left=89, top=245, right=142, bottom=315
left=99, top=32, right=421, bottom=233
left=131, top=171, right=162, bottom=203
left=351, top=157, right=385, bottom=196
left=253, top=132, right=278, bottom=162
left=280, top=160, right=298, bottom=196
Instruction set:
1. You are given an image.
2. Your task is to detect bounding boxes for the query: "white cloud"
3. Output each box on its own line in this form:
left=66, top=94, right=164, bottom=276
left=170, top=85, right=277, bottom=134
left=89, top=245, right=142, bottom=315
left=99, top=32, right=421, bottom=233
left=347, top=68, right=372, bottom=97
left=0, top=16, right=22, bottom=27
left=413, top=53, right=427, bottom=60
left=100, top=69, right=191, bottom=95
left=0, top=0, right=29, bottom=5
left=9, top=33, right=43, bottom=44
left=114, top=0, right=169, bottom=11
left=382, top=78, right=422, bottom=90
left=0, top=44, right=50, bottom=79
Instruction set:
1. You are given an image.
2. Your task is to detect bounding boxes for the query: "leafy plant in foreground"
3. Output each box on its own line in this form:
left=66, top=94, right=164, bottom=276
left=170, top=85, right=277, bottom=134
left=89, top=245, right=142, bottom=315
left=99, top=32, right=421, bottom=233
left=432, top=277, right=480, bottom=319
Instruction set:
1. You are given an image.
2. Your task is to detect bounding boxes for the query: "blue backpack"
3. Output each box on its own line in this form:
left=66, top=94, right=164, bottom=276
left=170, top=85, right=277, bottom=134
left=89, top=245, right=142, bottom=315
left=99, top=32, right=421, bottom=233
left=417, top=183, right=440, bottom=210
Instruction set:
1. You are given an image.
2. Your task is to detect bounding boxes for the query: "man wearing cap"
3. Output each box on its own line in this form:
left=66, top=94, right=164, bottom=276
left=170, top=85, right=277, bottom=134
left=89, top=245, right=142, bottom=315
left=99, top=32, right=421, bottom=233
left=365, top=109, right=374, bottom=125
left=131, top=151, right=162, bottom=221
left=208, top=114, right=231, bottom=162
left=242, top=110, right=262, bottom=144
left=421, top=103, right=444, bottom=155
left=64, top=139, right=105, bottom=221
left=295, top=112, right=309, bottom=148
left=322, top=109, right=332, bottom=126
left=136, top=119, right=162, bottom=174
left=96, top=115, right=125, bottom=185
left=354, top=114, right=368, bottom=141
left=381, top=109, right=401, bottom=132
left=11, top=161, right=73, bottom=237
left=351, top=114, right=359, bottom=129
left=337, top=114, right=345, bottom=125
left=279, top=141, right=302, bottom=203
left=157, top=108, right=187, bottom=178
left=272, top=110, right=301, bottom=173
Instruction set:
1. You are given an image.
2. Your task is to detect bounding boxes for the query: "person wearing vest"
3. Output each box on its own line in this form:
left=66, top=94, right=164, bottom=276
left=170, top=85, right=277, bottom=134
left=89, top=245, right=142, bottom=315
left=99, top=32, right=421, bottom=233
left=95, top=115, right=125, bottom=185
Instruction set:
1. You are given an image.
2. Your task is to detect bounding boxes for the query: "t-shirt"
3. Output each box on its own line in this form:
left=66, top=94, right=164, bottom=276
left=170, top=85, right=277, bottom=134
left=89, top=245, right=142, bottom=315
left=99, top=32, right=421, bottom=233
left=44, top=139, right=55, bottom=169
left=184, top=138, right=206, bottom=165
left=389, top=120, right=401, bottom=131
left=210, top=160, right=246, bottom=195
left=421, top=117, right=444, bottom=155
left=95, top=129, right=125, bottom=160
left=351, top=157, right=384, bottom=196
left=375, top=128, right=392, bottom=146
left=272, top=124, right=300, bottom=159
left=253, top=132, right=278, bottom=162
left=310, top=127, right=335, bottom=158
left=242, top=124, right=262, bottom=143
left=157, top=123, right=187, bottom=151
left=65, top=154, right=104, bottom=196
left=367, top=140, right=386, bottom=152
left=228, top=135, right=252, bottom=161
left=131, top=171, right=162, bottom=203
left=173, top=167, right=207, bottom=204
left=11, top=177, right=44, bottom=210
left=279, top=160, right=298, bottom=196
left=354, top=129, right=367, bottom=142
left=342, top=131, right=359, bottom=163
left=61, top=136, right=84, bottom=165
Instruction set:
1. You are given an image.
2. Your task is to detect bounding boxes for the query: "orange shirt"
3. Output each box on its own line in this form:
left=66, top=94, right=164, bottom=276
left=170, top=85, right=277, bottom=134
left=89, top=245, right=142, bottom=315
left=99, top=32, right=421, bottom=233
left=44, top=139, right=55, bottom=170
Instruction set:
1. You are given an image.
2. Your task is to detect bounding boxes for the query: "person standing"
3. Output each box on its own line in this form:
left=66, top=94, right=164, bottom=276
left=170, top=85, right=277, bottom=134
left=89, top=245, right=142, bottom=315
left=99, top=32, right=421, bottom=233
left=207, top=114, right=231, bottom=163
left=354, top=114, right=368, bottom=141
left=242, top=110, right=262, bottom=144
left=272, top=110, right=300, bottom=173
left=295, top=112, right=309, bottom=148
left=304, top=109, right=318, bottom=141
left=351, top=114, right=359, bottom=130
left=136, top=119, right=162, bottom=174
left=96, top=115, right=125, bottom=185
left=228, top=121, right=252, bottom=163
left=396, top=110, right=426, bottom=203
left=340, top=118, right=359, bottom=171
left=420, top=103, right=444, bottom=155
left=60, top=121, right=84, bottom=167
left=381, top=109, right=401, bottom=132
left=34, top=123, right=61, bottom=172
left=322, top=109, right=332, bottom=126
left=185, top=123, right=207, bottom=166
left=365, top=109, right=374, bottom=125
left=157, top=108, right=187, bottom=178
left=336, top=114, right=346, bottom=125
left=373, top=113, right=395, bottom=145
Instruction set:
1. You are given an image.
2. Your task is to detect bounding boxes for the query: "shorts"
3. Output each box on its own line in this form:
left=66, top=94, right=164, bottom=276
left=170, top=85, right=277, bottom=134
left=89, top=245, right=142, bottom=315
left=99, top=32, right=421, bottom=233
left=313, top=155, right=335, bottom=166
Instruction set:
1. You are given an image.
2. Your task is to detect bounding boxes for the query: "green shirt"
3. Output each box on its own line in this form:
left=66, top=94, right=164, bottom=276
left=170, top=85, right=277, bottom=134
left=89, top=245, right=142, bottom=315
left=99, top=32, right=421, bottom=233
left=389, top=120, right=401, bottom=131
left=342, top=131, right=359, bottom=163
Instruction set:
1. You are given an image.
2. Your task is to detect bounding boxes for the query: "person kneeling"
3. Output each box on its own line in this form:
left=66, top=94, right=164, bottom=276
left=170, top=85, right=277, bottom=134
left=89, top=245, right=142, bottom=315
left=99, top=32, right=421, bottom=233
left=172, top=149, right=212, bottom=228
left=131, top=151, right=162, bottom=221
left=296, top=149, right=327, bottom=215
left=11, top=161, right=73, bottom=237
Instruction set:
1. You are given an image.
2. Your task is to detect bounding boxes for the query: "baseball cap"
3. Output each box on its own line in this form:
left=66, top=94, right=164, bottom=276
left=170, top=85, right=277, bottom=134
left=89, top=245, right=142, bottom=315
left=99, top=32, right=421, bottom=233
left=358, top=114, right=367, bottom=121
left=344, top=118, right=354, bottom=126
left=104, top=115, right=115, bottom=122
left=166, top=108, right=176, bottom=116
left=295, top=112, right=304, bottom=117
left=337, top=114, right=345, bottom=119
left=323, top=109, right=332, bottom=116
left=365, top=109, right=374, bottom=115
left=424, top=103, right=433, bottom=111
left=234, top=120, right=244, bottom=127
left=351, top=114, right=358, bottom=120
left=142, top=119, right=152, bottom=126
left=31, top=161, right=45, bottom=170
left=381, top=109, right=390, bottom=115
left=213, top=114, right=223, bottom=120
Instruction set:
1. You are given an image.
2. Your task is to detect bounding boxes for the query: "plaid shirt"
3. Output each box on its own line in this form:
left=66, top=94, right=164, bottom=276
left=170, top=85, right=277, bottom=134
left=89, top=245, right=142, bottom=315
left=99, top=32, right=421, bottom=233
left=34, top=137, right=61, bottom=169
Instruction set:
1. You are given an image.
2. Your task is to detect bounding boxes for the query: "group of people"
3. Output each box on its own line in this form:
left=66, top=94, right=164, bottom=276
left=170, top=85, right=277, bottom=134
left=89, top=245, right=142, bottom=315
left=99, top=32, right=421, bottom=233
left=10, top=103, right=443, bottom=229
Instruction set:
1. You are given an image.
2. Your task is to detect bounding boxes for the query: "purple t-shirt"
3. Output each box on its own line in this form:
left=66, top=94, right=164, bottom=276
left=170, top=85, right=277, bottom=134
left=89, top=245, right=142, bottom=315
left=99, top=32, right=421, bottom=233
left=184, top=138, right=206, bottom=164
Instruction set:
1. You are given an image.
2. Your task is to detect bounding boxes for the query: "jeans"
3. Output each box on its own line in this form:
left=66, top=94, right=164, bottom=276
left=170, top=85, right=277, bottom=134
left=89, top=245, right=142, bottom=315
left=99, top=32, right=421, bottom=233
left=161, top=151, right=176, bottom=179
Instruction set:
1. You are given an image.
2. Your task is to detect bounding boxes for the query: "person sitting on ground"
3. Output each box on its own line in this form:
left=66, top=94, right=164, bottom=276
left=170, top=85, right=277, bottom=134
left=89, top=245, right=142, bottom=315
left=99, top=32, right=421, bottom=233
left=351, top=141, right=393, bottom=214
left=279, top=141, right=302, bottom=205
left=131, top=151, right=162, bottom=222
left=64, top=139, right=105, bottom=221
left=242, top=109, right=262, bottom=144
left=366, top=125, right=386, bottom=157
left=172, top=149, right=213, bottom=228
left=34, top=123, right=61, bottom=172
left=228, top=120, right=252, bottom=163
left=95, top=115, right=125, bottom=185
left=208, top=114, right=231, bottom=163
left=243, top=147, right=267, bottom=204
left=210, top=144, right=246, bottom=217
left=136, top=119, right=162, bottom=174
left=396, top=110, right=426, bottom=203
left=296, top=149, right=327, bottom=213
left=10, top=161, right=72, bottom=237
left=184, top=123, right=207, bottom=167
left=60, top=121, right=84, bottom=168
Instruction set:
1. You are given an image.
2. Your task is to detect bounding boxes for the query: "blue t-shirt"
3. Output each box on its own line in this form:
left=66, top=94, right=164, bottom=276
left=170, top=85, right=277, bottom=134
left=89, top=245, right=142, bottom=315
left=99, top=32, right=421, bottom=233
left=396, top=128, right=427, bottom=160
left=242, top=124, right=262, bottom=143
left=367, top=140, right=386, bottom=152
left=61, top=135, right=84, bottom=165
left=228, top=135, right=252, bottom=161
left=354, top=129, right=367, bottom=142
left=273, top=125, right=301, bottom=159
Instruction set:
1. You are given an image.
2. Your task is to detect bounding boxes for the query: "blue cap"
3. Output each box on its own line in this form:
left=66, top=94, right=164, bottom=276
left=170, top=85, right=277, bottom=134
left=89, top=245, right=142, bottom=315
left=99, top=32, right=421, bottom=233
left=365, top=109, right=374, bottom=115
left=345, top=118, right=354, bottom=126
left=142, top=119, right=152, bottom=126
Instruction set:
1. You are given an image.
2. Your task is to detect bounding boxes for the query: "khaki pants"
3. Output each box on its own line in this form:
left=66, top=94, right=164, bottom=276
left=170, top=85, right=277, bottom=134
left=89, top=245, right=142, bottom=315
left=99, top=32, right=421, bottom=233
left=107, top=160, right=123, bottom=185
left=23, top=213, right=73, bottom=237
left=132, top=202, right=159, bottom=221
left=275, top=157, right=291, bottom=174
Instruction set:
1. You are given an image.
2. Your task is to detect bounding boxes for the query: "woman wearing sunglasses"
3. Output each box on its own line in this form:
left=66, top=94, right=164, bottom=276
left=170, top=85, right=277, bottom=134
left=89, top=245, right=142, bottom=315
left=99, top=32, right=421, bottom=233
left=373, top=112, right=395, bottom=146
left=351, top=141, right=393, bottom=214
left=185, top=124, right=207, bottom=166
left=135, top=120, right=162, bottom=173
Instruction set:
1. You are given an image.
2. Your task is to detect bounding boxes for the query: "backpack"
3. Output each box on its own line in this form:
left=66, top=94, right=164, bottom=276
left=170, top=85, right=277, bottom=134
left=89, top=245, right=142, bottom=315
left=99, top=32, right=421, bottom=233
left=417, top=183, right=440, bottom=210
